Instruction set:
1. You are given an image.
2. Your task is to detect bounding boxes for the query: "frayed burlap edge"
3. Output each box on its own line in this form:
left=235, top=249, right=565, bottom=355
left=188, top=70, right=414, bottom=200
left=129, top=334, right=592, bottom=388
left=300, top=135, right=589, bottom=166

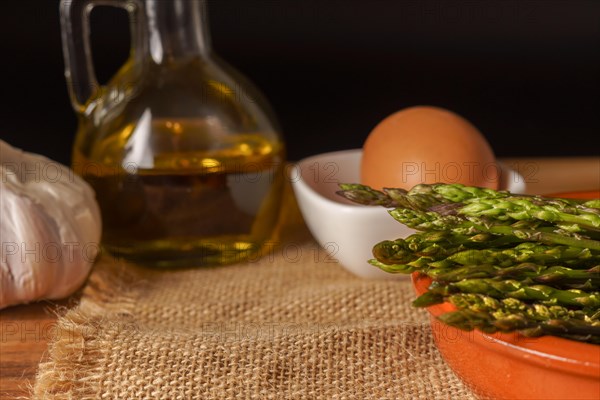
left=33, top=311, right=108, bottom=400
left=32, top=258, right=148, bottom=400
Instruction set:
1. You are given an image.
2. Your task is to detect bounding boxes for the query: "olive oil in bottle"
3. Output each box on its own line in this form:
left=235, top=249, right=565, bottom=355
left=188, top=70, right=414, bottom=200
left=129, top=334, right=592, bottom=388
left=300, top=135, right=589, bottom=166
left=73, top=119, right=285, bottom=267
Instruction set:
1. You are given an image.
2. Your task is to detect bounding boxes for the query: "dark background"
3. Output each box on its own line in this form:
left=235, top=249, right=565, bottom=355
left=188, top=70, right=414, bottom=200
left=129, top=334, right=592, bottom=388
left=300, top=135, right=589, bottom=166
left=1, top=0, right=599, bottom=164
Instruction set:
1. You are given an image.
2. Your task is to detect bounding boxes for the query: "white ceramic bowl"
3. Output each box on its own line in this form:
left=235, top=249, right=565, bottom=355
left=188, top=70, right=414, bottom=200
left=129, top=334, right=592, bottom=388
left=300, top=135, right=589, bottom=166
left=291, top=149, right=527, bottom=279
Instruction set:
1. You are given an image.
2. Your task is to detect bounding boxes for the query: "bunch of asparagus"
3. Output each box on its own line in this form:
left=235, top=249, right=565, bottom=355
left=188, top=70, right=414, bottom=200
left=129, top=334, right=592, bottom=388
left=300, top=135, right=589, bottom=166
left=337, top=183, right=600, bottom=343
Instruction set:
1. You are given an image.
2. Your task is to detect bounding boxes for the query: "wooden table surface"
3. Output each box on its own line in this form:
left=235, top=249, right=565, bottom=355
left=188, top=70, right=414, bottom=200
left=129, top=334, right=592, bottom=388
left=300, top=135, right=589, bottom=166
left=1, top=157, right=598, bottom=399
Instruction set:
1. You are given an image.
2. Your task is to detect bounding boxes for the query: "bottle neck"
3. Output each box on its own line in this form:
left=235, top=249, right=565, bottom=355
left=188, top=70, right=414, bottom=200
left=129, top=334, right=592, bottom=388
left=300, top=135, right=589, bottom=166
left=145, top=0, right=211, bottom=64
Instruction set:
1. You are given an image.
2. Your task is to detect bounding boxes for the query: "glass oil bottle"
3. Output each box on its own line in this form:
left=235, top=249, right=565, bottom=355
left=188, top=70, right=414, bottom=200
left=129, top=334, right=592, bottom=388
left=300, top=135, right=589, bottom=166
left=60, top=0, right=285, bottom=267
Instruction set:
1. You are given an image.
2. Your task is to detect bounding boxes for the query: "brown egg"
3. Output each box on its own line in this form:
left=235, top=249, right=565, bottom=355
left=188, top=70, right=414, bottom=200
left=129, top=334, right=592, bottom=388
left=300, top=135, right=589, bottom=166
left=361, top=106, right=499, bottom=190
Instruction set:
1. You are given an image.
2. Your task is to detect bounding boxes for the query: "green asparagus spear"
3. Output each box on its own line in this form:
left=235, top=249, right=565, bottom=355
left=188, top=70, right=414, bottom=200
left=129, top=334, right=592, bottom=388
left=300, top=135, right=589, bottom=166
left=368, top=259, right=416, bottom=274
left=336, top=184, right=399, bottom=207
left=422, top=183, right=510, bottom=202
left=458, top=198, right=600, bottom=230
left=584, top=199, right=600, bottom=209
left=388, top=208, right=600, bottom=250
left=447, top=293, right=597, bottom=322
left=338, top=183, right=600, bottom=230
left=372, top=232, right=468, bottom=265
left=339, top=182, right=595, bottom=208
left=374, top=236, right=599, bottom=267
left=414, top=278, right=600, bottom=308
left=445, top=243, right=599, bottom=267
left=439, top=293, right=600, bottom=342
left=438, top=309, right=600, bottom=342
left=430, top=263, right=600, bottom=287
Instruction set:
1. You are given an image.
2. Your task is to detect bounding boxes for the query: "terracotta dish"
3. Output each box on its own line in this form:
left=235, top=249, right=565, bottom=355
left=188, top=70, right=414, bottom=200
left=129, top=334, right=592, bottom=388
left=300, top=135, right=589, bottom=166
left=412, top=190, right=600, bottom=400
left=550, top=190, right=600, bottom=200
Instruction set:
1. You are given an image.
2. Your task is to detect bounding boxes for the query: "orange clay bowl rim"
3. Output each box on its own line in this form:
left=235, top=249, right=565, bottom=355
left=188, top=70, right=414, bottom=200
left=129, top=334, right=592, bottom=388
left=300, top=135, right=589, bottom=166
left=411, top=189, right=600, bottom=378
left=548, top=190, right=599, bottom=200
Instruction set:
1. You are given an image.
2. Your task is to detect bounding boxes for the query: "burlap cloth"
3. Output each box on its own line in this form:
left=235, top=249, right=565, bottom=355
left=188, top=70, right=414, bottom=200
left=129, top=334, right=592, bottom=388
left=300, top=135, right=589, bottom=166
left=33, top=186, right=478, bottom=399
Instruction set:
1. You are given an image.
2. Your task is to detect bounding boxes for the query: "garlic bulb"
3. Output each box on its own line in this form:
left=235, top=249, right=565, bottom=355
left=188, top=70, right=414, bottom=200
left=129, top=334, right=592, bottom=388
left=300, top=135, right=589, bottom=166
left=0, top=140, right=101, bottom=309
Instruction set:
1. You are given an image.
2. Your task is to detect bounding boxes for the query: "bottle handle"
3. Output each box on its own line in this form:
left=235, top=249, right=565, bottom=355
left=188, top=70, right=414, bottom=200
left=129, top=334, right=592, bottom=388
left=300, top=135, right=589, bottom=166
left=59, top=0, right=143, bottom=114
